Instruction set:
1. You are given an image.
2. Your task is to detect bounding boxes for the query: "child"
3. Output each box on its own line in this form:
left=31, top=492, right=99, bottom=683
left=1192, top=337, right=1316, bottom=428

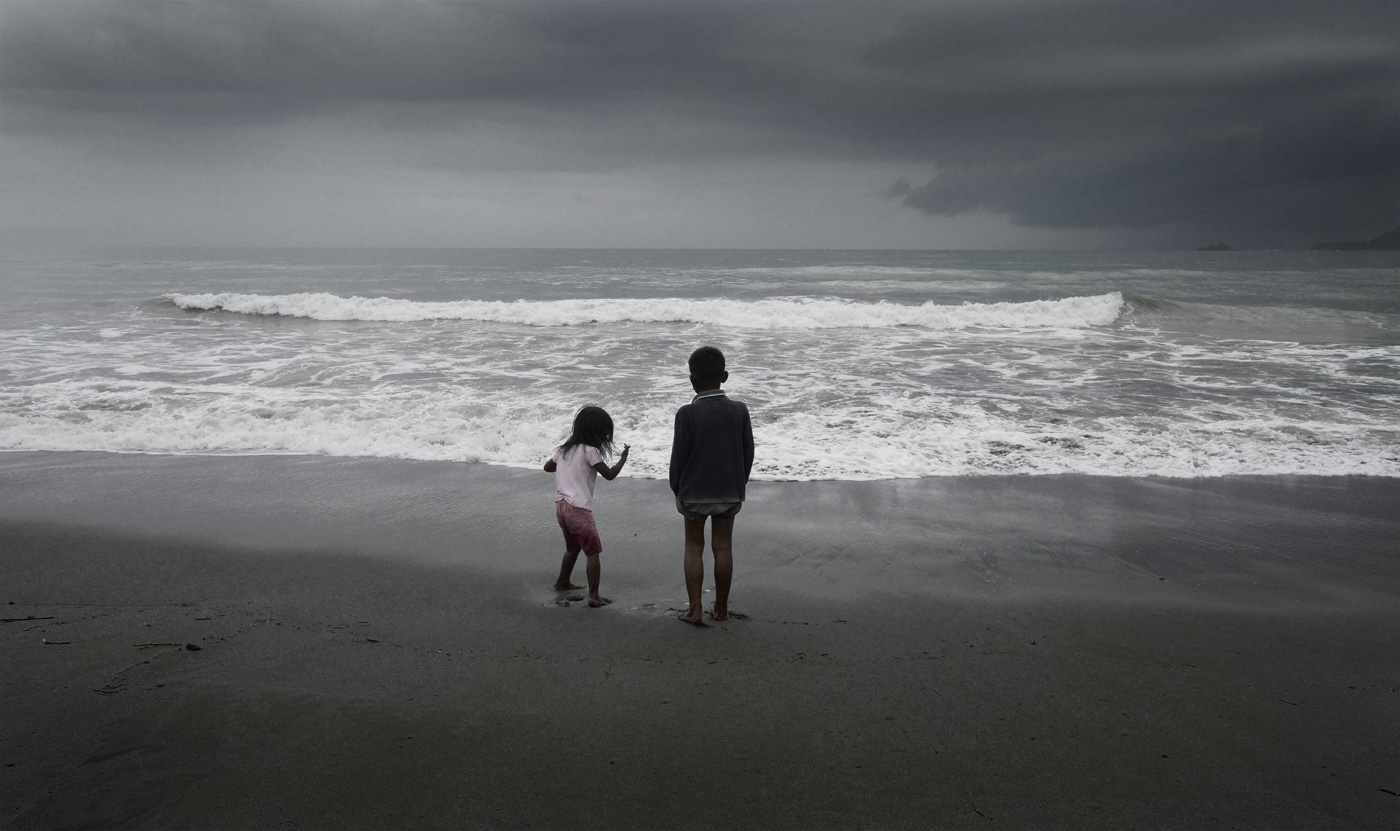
left=669, top=346, right=755, bottom=624
left=544, top=406, right=629, bottom=607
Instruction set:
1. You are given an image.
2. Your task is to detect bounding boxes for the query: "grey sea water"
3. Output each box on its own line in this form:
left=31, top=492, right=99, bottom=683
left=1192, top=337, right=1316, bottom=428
left=2, top=247, right=1397, bottom=479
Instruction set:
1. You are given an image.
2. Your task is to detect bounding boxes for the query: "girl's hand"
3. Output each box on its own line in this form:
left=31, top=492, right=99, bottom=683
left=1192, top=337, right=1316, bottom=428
left=596, top=445, right=631, bottom=481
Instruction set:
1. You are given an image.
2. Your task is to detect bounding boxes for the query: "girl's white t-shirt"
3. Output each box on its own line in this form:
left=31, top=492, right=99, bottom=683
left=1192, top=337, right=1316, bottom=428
left=553, top=444, right=604, bottom=511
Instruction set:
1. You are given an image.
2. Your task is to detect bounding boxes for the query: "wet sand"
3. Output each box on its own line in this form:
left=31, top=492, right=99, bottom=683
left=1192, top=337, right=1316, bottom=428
left=2, top=453, right=1398, bottom=829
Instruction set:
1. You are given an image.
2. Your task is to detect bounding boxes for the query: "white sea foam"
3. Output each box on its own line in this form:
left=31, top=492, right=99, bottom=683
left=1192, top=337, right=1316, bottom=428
left=166, top=292, right=1127, bottom=330
left=12, top=287, right=1399, bottom=480
left=7, top=249, right=1400, bottom=481
left=2, top=375, right=1397, bottom=479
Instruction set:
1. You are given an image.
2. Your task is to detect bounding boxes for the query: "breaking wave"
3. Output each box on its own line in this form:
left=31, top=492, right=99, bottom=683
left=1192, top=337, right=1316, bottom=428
left=166, top=292, right=1127, bottom=331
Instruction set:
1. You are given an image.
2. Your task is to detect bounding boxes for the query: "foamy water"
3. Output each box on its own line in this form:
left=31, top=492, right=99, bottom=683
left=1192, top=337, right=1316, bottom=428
left=3, top=248, right=1398, bottom=478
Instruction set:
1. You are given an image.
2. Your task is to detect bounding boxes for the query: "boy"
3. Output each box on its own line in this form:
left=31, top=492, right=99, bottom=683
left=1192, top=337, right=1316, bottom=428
left=669, top=346, right=755, bottom=624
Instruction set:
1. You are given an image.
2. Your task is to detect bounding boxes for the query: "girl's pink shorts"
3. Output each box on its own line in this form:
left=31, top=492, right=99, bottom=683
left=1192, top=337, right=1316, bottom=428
left=555, top=500, right=603, bottom=555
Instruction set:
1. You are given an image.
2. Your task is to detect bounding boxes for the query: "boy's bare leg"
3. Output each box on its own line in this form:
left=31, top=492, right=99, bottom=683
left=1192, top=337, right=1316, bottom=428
left=555, top=551, right=583, bottom=590
left=585, top=553, right=610, bottom=606
left=679, top=518, right=707, bottom=623
left=710, top=516, right=734, bottom=620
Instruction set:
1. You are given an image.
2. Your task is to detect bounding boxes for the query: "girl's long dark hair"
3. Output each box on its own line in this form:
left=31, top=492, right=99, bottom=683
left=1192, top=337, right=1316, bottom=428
left=559, top=406, right=616, bottom=457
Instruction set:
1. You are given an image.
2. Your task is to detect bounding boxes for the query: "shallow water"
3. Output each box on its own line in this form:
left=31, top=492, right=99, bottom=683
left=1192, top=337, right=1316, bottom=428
left=3, top=452, right=1396, bottom=608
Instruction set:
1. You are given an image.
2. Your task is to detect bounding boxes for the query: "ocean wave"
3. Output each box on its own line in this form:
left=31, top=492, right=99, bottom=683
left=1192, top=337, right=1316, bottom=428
left=165, top=291, right=1126, bottom=331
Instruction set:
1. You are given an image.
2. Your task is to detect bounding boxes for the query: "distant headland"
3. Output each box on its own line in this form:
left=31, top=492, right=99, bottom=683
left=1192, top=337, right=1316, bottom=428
left=1311, top=225, right=1400, bottom=251
left=1195, top=242, right=1231, bottom=251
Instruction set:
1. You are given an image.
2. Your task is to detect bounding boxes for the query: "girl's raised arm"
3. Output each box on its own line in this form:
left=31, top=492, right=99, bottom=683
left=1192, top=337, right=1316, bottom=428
left=592, top=445, right=630, bottom=481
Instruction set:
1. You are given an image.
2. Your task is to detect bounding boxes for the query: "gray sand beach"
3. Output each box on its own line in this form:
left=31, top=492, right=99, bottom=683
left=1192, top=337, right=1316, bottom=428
left=3, top=452, right=1398, bottom=829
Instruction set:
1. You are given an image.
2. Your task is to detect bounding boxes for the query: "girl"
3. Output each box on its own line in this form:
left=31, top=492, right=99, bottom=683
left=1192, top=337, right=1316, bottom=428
left=543, top=406, right=630, bottom=607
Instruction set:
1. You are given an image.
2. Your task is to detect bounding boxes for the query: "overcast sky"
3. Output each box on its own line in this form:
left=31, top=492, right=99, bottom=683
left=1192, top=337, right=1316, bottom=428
left=2, top=0, right=1396, bottom=249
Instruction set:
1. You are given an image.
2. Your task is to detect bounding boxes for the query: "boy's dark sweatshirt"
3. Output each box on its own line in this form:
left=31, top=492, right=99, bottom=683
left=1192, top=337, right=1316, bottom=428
left=669, top=389, right=755, bottom=504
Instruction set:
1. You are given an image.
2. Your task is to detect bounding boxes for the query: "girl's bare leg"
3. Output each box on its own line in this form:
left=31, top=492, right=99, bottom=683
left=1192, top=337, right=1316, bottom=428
left=710, top=516, right=734, bottom=620
left=585, top=553, right=610, bottom=606
left=679, top=518, right=706, bottom=622
left=555, top=550, right=583, bottom=590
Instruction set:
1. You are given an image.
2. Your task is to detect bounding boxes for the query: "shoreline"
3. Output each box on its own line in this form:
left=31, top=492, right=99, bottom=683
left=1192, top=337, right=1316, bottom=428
left=1, top=450, right=1397, bottom=608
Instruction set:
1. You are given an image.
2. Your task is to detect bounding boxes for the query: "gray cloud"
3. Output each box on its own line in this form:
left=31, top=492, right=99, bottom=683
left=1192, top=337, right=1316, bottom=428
left=2, top=0, right=1396, bottom=248
left=869, top=4, right=1400, bottom=245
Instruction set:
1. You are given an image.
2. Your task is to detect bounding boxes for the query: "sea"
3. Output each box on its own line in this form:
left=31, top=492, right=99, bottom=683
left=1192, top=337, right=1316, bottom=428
left=2, top=247, right=1398, bottom=481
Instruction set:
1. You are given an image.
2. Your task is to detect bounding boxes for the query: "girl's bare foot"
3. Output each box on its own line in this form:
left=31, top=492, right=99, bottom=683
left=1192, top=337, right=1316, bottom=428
left=587, top=595, right=612, bottom=607
left=554, top=582, right=584, bottom=591
left=711, top=603, right=728, bottom=621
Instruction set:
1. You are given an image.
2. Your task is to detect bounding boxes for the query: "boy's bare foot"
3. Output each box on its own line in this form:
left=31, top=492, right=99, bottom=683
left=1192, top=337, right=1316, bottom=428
left=677, top=609, right=707, bottom=625
left=554, top=582, right=584, bottom=591
left=587, top=596, right=612, bottom=607
left=711, top=603, right=728, bottom=621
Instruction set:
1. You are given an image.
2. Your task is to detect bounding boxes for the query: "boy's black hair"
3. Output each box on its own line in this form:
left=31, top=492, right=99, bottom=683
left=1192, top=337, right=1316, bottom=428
left=688, top=346, right=726, bottom=385
left=560, top=405, right=616, bottom=457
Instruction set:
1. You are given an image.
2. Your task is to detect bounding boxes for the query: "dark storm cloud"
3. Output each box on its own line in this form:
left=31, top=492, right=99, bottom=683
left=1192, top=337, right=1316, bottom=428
left=3, top=0, right=1397, bottom=246
left=864, top=3, right=1400, bottom=244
